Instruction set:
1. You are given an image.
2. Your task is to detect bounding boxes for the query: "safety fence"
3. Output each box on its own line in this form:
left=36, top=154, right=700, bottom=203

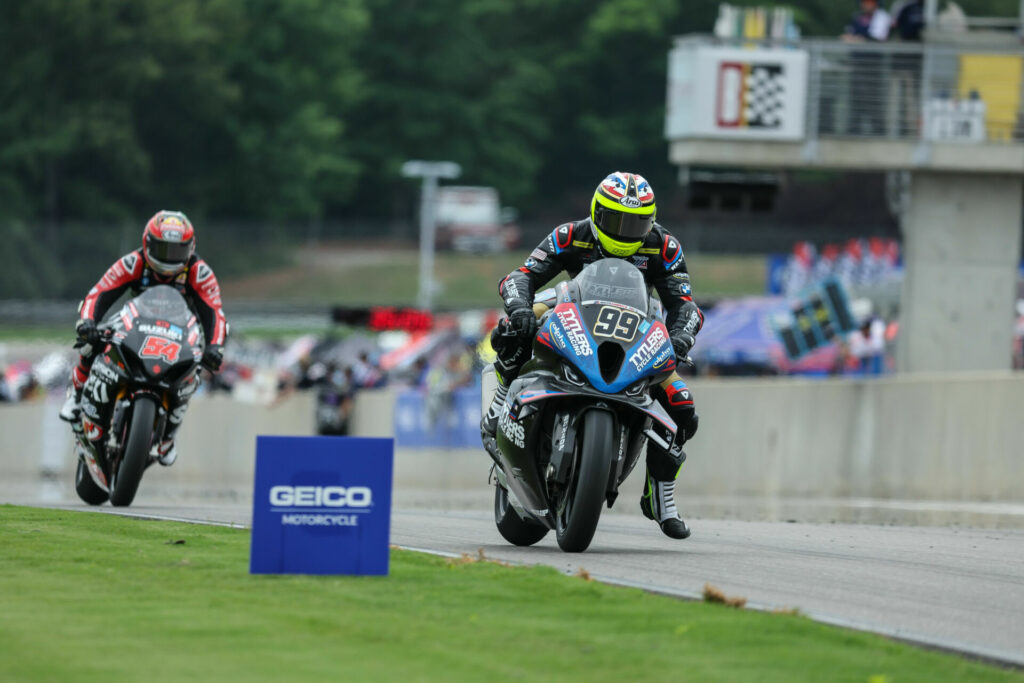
left=8, top=373, right=1020, bottom=504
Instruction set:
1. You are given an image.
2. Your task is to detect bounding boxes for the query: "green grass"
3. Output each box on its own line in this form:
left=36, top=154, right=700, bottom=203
left=220, top=246, right=766, bottom=308
left=0, top=325, right=69, bottom=342
left=1, top=507, right=1018, bottom=682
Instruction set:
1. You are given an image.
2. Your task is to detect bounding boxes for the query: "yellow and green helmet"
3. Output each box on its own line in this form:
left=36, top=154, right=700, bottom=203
left=590, top=171, right=657, bottom=257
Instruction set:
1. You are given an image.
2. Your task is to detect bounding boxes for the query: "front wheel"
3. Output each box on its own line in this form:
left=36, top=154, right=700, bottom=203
left=109, top=396, right=158, bottom=507
left=494, top=484, right=549, bottom=546
left=555, top=410, right=615, bottom=553
left=74, top=458, right=108, bottom=505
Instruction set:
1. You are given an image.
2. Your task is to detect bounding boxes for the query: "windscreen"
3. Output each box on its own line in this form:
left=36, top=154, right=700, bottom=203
left=574, top=259, right=649, bottom=315
left=132, top=285, right=192, bottom=325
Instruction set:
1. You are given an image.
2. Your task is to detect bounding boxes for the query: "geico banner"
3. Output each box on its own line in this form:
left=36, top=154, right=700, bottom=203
left=666, top=44, right=808, bottom=141
left=249, top=435, right=394, bottom=575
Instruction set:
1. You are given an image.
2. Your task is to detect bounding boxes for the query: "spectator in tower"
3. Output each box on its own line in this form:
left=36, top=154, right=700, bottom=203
left=890, top=0, right=926, bottom=135
left=843, top=0, right=892, bottom=42
left=843, top=0, right=892, bottom=136
left=891, top=0, right=925, bottom=40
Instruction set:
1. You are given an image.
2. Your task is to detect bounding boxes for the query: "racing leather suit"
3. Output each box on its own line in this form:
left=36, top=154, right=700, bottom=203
left=70, top=250, right=228, bottom=449
left=493, top=218, right=703, bottom=483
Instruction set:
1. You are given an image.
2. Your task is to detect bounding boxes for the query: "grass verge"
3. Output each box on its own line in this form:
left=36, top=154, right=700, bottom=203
left=220, top=246, right=766, bottom=307
left=0, top=505, right=1016, bottom=682
left=0, top=325, right=69, bottom=342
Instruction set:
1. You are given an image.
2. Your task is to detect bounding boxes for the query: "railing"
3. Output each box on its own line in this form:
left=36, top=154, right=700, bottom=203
left=804, top=40, right=1022, bottom=143
left=669, top=36, right=1024, bottom=145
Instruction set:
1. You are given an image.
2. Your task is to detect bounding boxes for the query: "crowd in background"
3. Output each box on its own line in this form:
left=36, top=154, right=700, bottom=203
left=775, top=238, right=902, bottom=297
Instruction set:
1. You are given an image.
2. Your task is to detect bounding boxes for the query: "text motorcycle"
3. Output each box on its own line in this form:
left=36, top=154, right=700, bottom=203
left=483, top=259, right=685, bottom=552
left=72, top=286, right=205, bottom=506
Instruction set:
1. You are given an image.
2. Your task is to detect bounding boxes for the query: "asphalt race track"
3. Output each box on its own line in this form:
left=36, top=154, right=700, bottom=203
left=9, top=492, right=1024, bottom=668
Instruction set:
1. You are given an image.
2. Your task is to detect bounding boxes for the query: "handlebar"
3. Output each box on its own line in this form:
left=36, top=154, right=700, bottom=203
left=72, top=325, right=114, bottom=350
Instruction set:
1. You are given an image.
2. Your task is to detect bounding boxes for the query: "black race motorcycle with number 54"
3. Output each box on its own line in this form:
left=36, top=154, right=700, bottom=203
left=73, top=286, right=204, bottom=506
left=482, top=259, right=684, bottom=552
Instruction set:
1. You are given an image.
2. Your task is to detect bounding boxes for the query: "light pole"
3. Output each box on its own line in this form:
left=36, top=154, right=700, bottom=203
left=401, top=160, right=462, bottom=311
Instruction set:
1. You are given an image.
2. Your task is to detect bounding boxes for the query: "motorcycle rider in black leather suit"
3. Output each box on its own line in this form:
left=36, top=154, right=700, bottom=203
left=481, top=172, right=703, bottom=539
left=58, top=210, right=229, bottom=468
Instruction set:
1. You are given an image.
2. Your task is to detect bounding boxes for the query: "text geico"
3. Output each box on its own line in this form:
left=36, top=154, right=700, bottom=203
left=269, top=485, right=373, bottom=508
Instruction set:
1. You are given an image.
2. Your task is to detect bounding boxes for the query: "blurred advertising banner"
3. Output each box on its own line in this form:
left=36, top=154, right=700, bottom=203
left=666, top=43, right=807, bottom=141
left=393, top=388, right=481, bottom=449
left=250, top=436, right=394, bottom=575
left=774, top=279, right=857, bottom=361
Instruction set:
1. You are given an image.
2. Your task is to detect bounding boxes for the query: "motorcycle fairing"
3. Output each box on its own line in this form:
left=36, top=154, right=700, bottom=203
left=540, top=301, right=676, bottom=394
left=511, top=373, right=678, bottom=436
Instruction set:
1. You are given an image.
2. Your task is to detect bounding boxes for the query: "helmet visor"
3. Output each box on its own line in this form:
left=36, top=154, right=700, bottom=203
left=597, top=209, right=654, bottom=241
left=148, top=239, right=191, bottom=265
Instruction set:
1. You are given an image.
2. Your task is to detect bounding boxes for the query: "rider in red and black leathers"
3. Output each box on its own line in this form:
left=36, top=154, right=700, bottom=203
left=481, top=172, right=702, bottom=539
left=60, top=210, right=228, bottom=467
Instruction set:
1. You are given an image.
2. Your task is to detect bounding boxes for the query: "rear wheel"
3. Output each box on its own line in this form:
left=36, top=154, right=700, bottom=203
left=555, top=410, right=615, bottom=553
left=74, top=458, right=108, bottom=505
left=109, top=396, right=158, bottom=507
left=494, top=483, right=549, bottom=546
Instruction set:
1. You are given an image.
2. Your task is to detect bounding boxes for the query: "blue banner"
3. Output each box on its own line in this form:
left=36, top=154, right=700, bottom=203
left=250, top=436, right=394, bottom=575
left=393, top=388, right=481, bottom=448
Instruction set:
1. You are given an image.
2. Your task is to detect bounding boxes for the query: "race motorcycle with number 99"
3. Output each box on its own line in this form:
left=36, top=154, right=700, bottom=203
left=72, top=285, right=205, bottom=506
left=482, top=259, right=684, bottom=552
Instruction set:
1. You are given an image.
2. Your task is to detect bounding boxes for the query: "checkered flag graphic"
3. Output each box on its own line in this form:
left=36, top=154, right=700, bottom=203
left=744, top=64, right=785, bottom=128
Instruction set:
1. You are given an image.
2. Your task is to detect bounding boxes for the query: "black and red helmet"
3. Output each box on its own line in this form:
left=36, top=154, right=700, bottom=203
left=142, top=210, right=195, bottom=277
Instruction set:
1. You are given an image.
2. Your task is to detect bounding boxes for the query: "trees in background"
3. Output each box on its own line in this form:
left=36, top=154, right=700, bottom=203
left=0, top=0, right=366, bottom=227
left=0, top=0, right=1016, bottom=296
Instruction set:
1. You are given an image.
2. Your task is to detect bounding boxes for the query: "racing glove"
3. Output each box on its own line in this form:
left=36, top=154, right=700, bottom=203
left=201, top=345, right=225, bottom=373
left=75, top=318, right=99, bottom=346
left=670, top=331, right=695, bottom=361
left=507, top=303, right=538, bottom=342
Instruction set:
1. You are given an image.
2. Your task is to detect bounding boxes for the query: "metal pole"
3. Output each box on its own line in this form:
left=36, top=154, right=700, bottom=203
left=417, top=175, right=438, bottom=311
left=402, top=160, right=460, bottom=312
left=924, top=0, right=938, bottom=30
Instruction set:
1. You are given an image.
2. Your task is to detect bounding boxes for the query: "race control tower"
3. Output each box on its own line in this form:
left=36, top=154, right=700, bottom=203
left=665, top=26, right=1024, bottom=373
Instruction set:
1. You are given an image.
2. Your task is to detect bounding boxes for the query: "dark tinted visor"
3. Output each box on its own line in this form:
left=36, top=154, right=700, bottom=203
left=148, top=239, right=191, bottom=264
left=598, top=209, right=654, bottom=240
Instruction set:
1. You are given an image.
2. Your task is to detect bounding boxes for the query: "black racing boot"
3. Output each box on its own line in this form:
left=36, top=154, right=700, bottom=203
left=480, top=377, right=510, bottom=439
left=640, top=467, right=691, bottom=539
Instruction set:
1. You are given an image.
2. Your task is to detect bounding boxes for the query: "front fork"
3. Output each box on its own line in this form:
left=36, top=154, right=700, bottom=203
left=546, top=406, right=639, bottom=509
left=75, top=389, right=169, bottom=489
